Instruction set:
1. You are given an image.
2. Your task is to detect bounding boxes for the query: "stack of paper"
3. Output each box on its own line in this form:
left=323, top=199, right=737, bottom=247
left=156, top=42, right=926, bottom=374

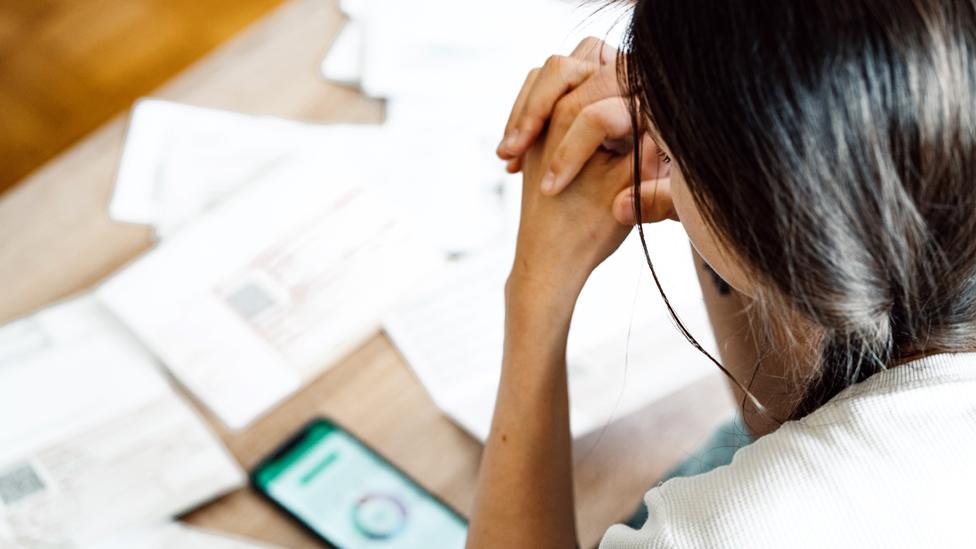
left=326, top=0, right=629, bottom=97
left=111, top=98, right=517, bottom=257
left=100, top=158, right=442, bottom=429
left=0, top=297, right=246, bottom=548
left=112, top=99, right=383, bottom=238
left=321, top=0, right=632, bottom=255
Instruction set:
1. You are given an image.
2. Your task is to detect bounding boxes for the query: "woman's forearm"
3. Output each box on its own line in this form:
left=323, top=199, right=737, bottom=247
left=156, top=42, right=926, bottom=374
left=466, top=277, right=579, bottom=549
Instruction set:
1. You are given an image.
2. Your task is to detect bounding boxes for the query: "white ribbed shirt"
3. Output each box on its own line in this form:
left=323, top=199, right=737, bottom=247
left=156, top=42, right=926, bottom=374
left=600, top=353, right=976, bottom=549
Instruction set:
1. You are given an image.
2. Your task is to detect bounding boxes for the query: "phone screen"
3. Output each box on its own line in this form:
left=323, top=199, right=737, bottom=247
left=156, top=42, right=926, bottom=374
left=252, top=420, right=467, bottom=548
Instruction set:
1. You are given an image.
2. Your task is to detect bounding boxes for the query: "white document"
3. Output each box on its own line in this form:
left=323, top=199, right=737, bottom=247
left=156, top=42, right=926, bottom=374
left=321, top=20, right=364, bottom=85
left=111, top=99, right=379, bottom=237
left=384, top=223, right=717, bottom=441
left=359, top=0, right=546, bottom=99
left=358, top=0, right=628, bottom=100
left=0, top=297, right=244, bottom=549
left=374, top=120, right=519, bottom=256
left=88, top=522, right=281, bottom=549
left=99, top=159, right=443, bottom=430
left=112, top=96, right=515, bottom=257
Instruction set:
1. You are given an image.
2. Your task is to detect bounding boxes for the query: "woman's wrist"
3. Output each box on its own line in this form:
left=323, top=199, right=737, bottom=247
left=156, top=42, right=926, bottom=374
left=505, top=266, right=583, bottom=320
left=503, top=266, right=581, bottom=357
left=507, top=249, right=591, bottom=300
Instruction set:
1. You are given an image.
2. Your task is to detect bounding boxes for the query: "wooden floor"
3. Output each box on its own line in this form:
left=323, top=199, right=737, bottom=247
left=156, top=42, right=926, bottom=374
left=0, top=0, right=285, bottom=194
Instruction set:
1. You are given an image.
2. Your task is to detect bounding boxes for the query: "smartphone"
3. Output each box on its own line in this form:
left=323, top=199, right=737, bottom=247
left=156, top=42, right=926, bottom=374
left=251, top=418, right=468, bottom=548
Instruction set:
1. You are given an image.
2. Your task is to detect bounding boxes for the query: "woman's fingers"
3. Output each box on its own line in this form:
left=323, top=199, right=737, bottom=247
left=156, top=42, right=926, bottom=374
left=505, top=156, right=522, bottom=174
left=612, top=178, right=677, bottom=225
left=498, top=68, right=540, bottom=159
left=503, top=69, right=622, bottom=172
left=498, top=55, right=597, bottom=159
left=540, top=97, right=632, bottom=195
left=497, top=37, right=619, bottom=164
left=570, top=36, right=617, bottom=65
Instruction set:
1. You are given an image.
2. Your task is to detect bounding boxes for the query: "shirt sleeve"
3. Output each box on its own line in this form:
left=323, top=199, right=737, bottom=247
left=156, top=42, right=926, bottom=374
left=599, top=488, right=679, bottom=549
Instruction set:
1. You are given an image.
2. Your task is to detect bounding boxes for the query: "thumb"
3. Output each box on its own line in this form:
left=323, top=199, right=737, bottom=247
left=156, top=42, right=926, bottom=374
left=612, top=178, right=677, bottom=225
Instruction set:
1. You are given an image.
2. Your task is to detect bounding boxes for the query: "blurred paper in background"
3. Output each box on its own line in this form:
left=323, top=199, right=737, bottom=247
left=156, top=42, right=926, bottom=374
left=100, top=160, right=442, bottom=429
left=0, top=297, right=243, bottom=548
left=385, top=224, right=715, bottom=441
left=111, top=100, right=383, bottom=238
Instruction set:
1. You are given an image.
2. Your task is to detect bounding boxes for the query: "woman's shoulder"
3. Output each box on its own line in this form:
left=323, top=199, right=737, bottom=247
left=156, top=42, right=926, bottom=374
left=601, top=352, right=976, bottom=549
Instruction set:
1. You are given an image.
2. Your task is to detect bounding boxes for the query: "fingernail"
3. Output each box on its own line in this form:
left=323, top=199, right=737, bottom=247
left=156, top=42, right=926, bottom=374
left=540, top=171, right=556, bottom=193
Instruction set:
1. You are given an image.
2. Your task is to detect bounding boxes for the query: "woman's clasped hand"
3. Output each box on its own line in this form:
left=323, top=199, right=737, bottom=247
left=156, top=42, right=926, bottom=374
left=497, top=37, right=677, bottom=299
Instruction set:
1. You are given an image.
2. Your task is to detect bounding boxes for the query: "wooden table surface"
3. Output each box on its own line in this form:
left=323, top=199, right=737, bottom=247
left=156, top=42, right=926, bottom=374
left=0, top=1, right=735, bottom=547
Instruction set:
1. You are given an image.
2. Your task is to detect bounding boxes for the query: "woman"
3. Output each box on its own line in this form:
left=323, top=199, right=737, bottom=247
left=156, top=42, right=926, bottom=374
left=467, top=1, right=976, bottom=547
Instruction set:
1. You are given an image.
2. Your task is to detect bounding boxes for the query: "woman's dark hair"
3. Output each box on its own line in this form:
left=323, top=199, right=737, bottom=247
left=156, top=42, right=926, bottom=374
left=622, top=0, right=976, bottom=419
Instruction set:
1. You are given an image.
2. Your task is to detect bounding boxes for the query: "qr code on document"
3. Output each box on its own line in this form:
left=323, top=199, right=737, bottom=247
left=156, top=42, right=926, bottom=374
left=0, top=462, right=46, bottom=506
